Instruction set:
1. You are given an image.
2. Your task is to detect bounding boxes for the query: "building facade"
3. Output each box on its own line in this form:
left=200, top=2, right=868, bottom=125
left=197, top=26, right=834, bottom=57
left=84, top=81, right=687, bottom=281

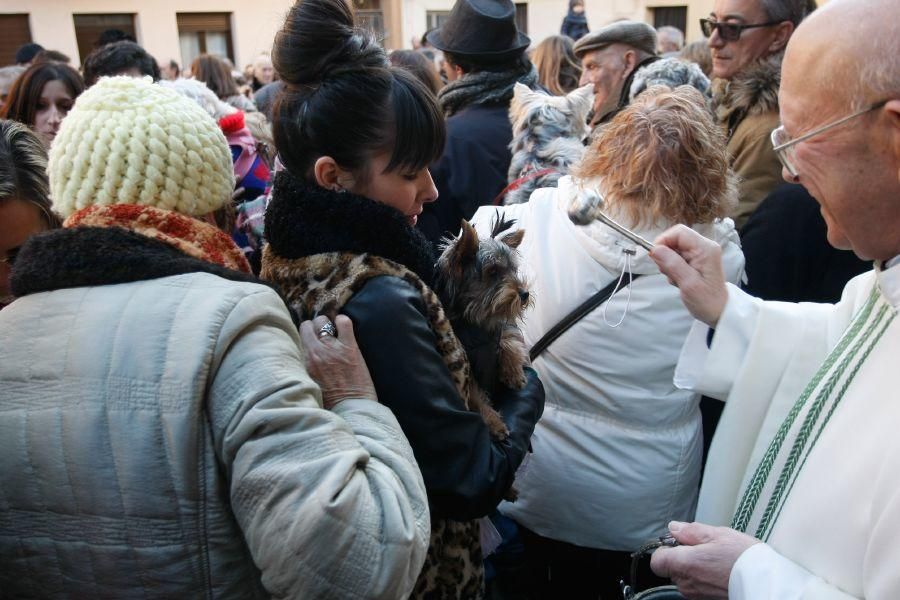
left=0, top=0, right=717, bottom=70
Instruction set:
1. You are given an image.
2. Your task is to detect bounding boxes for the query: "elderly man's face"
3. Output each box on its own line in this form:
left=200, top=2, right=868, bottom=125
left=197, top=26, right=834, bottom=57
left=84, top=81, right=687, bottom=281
left=579, top=45, right=633, bottom=118
left=708, top=0, right=788, bottom=80
left=779, top=31, right=900, bottom=261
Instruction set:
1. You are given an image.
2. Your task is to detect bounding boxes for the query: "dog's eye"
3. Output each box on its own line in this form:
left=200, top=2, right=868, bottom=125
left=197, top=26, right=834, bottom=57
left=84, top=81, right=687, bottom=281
left=482, top=264, right=498, bottom=279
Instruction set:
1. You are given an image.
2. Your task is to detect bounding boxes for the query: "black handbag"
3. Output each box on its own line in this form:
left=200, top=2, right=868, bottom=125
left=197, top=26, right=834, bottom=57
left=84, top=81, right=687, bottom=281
left=529, top=274, right=643, bottom=361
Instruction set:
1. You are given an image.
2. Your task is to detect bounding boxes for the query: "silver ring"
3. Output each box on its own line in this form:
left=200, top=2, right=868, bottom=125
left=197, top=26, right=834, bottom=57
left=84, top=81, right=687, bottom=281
left=318, top=321, right=337, bottom=338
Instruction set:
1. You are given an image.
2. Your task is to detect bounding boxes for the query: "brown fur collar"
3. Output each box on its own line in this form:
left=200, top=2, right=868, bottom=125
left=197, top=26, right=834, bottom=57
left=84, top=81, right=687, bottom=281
left=713, top=52, right=782, bottom=133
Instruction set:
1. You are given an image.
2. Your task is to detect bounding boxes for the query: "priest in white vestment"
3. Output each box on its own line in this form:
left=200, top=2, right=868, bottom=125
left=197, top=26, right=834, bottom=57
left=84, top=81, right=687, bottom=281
left=645, top=0, right=900, bottom=598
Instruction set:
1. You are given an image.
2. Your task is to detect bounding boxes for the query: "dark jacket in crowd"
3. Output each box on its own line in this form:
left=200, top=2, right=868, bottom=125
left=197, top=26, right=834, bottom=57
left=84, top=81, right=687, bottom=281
left=420, top=103, right=514, bottom=243
left=263, top=175, right=545, bottom=518
left=741, top=183, right=870, bottom=303
left=253, top=80, right=285, bottom=122
left=560, top=10, right=589, bottom=41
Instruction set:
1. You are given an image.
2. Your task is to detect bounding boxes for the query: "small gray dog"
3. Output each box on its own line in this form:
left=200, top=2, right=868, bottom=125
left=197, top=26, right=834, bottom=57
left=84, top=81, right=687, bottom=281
left=503, top=82, right=593, bottom=205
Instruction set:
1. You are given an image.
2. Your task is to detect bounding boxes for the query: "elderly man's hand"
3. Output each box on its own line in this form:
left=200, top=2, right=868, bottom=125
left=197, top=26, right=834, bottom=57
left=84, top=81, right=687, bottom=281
left=650, top=521, right=760, bottom=599
left=299, top=315, right=377, bottom=409
left=650, top=225, right=729, bottom=327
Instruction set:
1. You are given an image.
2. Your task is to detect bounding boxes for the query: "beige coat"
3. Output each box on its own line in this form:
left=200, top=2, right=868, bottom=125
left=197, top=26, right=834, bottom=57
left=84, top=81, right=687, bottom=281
left=713, top=54, right=784, bottom=228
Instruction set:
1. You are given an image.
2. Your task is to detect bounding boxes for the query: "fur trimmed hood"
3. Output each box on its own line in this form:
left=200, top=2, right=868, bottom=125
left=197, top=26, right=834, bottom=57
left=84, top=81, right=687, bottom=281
left=264, top=171, right=437, bottom=285
left=713, top=52, right=782, bottom=132
left=11, top=226, right=261, bottom=299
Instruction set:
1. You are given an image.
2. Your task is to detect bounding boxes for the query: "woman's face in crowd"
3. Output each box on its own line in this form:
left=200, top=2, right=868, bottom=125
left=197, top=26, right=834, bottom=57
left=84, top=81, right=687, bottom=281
left=0, top=197, right=47, bottom=305
left=351, top=152, right=438, bottom=228
left=33, top=79, right=74, bottom=148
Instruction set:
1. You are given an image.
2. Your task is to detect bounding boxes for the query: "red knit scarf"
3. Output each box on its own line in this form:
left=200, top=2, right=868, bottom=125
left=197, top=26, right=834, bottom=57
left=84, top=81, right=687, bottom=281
left=65, top=205, right=251, bottom=273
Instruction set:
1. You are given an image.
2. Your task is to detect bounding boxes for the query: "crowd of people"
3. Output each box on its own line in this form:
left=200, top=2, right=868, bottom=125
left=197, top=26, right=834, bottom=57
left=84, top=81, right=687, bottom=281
left=0, top=0, right=897, bottom=598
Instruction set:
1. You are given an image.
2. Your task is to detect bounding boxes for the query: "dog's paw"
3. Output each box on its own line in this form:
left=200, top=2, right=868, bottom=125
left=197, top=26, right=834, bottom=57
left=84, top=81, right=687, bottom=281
left=482, top=404, right=510, bottom=440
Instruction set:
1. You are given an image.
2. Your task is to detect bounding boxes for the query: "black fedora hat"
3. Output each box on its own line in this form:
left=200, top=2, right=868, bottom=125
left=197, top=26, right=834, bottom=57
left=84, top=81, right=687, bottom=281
left=426, top=0, right=531, bottom=62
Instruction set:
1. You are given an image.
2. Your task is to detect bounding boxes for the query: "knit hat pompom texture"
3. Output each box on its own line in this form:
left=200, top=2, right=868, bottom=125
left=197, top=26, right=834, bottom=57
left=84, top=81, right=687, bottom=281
left=49, top=76, right=235, bottom=217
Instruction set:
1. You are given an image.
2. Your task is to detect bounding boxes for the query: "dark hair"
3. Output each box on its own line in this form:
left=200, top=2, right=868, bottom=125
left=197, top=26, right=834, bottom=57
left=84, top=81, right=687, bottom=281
left=15, top=43, right=44, bottom=65
left=32, top=49, right=72, bottom=65
left=444, top=51, right=528, bottom=75
left=272, top=0, right=445, bottom=180
left=760, top=0, right=817, bottom=28
left=0, top=62, right=85, bottom=129
left=0, top=119, right=61, bottom=228
left=168, top=59, right=180, bottom=72
left=191, top=54, right=240, bottom=99
left=389, top=50, right=441, bottom=95
left=82, top=41, right=160, bottom=87
left=96, top=29, right=136, bottom=47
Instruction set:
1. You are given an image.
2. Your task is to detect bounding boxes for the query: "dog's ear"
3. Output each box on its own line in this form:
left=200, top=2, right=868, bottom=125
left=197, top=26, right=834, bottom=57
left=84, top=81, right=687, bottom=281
left=567, top=84, right=594, bottom=123
left=510, top=82, right=544, bottom=120
left=502, top=229, right=525, bottom=249
left=450, top=219, right=480, bottom=267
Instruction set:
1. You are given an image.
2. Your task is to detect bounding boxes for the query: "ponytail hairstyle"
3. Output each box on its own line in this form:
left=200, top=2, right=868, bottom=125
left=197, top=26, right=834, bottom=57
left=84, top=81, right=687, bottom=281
left=272, top=0, right=445, bottom=182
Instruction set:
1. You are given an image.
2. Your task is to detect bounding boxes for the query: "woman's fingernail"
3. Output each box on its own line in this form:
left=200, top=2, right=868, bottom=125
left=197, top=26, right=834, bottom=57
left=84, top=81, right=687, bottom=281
left=669, top=521, right=686, bottom=533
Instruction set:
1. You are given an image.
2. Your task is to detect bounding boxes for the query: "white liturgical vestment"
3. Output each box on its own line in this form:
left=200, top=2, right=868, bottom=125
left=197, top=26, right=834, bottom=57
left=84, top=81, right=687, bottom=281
left=674, top=261, right=900, bottom=598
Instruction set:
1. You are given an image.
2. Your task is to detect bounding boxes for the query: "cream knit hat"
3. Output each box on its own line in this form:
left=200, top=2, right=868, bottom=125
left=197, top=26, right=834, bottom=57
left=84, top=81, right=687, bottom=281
left=48, top=76, right=235, bottom=218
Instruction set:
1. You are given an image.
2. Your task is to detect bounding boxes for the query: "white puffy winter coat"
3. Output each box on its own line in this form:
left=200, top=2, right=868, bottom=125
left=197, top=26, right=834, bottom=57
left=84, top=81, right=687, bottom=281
left=472, top=177, right=745, bottom=550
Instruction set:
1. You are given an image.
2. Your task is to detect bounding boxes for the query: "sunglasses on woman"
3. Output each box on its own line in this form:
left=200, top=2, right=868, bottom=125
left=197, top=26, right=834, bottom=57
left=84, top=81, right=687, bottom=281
left=699, top=18, right=782, bottom=42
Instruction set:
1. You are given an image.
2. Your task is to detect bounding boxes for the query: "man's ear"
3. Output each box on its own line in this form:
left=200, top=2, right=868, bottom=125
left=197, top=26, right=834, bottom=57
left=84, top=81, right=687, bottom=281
left=886, top=99, right=900, bottom=182
left=768, top=21, right=795, bottom=53
left=622, top=49, right=639, bottom=77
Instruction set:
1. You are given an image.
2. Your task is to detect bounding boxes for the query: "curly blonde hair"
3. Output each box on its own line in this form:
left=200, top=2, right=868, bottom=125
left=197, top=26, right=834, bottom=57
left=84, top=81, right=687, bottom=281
left=575, top=85, right=736, bottom=227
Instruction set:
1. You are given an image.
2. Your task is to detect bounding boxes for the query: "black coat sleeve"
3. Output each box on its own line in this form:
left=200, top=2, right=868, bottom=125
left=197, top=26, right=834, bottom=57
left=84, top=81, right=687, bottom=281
left=740, top=183, right=869, bottom=303
left=342, top=275, right=545, bottom=521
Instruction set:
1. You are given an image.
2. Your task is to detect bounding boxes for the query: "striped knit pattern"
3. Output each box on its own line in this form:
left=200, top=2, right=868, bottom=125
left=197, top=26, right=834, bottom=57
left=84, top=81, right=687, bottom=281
left=732, top=286, right=897, bottom=539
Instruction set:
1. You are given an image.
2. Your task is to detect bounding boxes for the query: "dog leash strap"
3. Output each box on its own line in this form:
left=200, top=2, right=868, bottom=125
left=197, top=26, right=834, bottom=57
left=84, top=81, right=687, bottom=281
left=529, top=274, right=644, bottom=362
left=493, top=168, right=559, bottom=206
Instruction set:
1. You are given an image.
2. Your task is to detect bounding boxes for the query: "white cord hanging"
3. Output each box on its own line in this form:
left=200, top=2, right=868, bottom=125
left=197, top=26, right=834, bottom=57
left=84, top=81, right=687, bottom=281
left=602, top=248, right=635, bottom=328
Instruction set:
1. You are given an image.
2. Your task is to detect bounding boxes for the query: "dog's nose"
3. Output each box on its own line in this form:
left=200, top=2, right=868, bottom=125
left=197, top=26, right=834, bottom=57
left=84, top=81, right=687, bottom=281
left=519, top=290, right=530, bottom=304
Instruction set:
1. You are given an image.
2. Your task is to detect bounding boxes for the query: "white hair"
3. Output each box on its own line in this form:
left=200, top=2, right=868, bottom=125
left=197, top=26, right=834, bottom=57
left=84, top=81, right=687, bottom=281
left=656, top=26, right=684, bottom=51
left=157, top=78, right=236, bottom=121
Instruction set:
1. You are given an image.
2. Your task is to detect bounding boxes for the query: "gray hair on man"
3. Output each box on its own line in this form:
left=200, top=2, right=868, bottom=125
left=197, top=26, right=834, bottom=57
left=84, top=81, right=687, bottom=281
left=656, top=26, right=684, bottom=53
left=760, top=0, right=817, bottom=28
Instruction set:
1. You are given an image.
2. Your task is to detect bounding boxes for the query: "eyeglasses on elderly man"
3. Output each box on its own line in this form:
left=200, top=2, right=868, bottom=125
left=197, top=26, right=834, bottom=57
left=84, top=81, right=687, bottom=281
left=771, top=99, right=888, bottom=179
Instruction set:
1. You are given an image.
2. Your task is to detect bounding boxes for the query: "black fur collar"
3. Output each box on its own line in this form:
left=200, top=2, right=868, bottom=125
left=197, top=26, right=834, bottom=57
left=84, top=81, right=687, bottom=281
left=264, top=171, right=437, bottom=285
left=11, top=226, right=262, bottom=298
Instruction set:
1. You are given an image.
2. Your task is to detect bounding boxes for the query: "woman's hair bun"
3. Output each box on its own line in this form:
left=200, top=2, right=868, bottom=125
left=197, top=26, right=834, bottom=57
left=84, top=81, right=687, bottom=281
left=273, top=0, right=388, bottom=87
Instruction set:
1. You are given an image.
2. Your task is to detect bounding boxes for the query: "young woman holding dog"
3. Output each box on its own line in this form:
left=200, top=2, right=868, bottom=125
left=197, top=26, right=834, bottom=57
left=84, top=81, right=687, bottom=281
left=471, top=85, right=745, bottom=599
left=259, top=0, right=545, bottom=597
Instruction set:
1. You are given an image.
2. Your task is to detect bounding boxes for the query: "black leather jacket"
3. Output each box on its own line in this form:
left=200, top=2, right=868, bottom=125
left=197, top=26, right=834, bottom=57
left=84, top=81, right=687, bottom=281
left=344, top=275, right=545, bottom=521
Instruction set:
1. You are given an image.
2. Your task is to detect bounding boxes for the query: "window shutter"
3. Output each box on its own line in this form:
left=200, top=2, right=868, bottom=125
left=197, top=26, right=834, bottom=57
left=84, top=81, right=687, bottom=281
left=0, top=14, right=33, bottom=66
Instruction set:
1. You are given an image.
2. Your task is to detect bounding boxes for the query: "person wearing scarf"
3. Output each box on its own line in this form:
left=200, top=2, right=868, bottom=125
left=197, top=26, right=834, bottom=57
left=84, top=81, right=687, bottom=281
left=419, top=0, right=540, bottom=243
left=0, top=76, right=430, bottom=599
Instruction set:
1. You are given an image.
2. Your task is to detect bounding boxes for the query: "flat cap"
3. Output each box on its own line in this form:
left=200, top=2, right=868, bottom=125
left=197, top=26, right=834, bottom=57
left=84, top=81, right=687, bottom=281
left=573, top=20, right=658, bottom=58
